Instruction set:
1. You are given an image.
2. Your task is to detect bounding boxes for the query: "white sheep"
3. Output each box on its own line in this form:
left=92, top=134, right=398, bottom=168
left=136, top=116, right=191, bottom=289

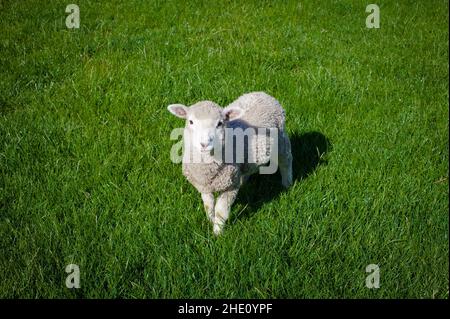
left=168, top=92, right=293, bottom=235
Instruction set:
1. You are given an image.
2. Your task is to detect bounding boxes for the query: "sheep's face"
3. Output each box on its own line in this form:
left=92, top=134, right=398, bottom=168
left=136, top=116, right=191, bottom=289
left=168, top=101, right=243, bottom=154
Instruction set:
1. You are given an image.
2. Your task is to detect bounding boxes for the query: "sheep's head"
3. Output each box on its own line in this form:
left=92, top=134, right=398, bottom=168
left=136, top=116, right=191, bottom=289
left=168, top=101, right=243, bottom=154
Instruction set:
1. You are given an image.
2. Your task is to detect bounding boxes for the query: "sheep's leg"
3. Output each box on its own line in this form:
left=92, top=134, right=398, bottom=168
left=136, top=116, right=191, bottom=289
left=240, top=174, right=249, bottom=186
left=213, top=188, right=239, bottom=236
left=201, top=193, right=215, bottom=223
left=279, top=135, right=293, bottom=188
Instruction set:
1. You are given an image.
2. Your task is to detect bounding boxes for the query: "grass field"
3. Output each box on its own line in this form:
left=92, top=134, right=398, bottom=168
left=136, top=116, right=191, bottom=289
left=0, top=0, right=448, bottom=298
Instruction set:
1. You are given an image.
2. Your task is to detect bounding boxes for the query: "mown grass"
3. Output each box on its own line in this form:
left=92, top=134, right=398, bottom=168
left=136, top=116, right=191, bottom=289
left=0, top=0, right=448, bottom=298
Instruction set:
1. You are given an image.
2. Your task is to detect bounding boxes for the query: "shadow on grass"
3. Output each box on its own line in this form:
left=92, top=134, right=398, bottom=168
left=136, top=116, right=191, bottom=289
left=230, top=131, right=332, bottom=223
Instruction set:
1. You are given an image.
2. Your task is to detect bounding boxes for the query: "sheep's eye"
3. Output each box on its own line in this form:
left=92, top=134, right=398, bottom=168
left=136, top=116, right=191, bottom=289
left=217, top=121, right=223, bottom=128
left=189, top=120, right=193, bottom=125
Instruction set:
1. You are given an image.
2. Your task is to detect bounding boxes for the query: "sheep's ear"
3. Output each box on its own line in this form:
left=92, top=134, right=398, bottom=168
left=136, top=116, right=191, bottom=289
left=167, top=104, right=188, bottom=119
left=222, top=106, right=243, bottom=121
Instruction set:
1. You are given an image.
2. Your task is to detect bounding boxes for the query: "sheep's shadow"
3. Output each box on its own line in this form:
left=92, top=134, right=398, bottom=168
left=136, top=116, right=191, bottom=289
left=230, top=131, right=331, bottom=223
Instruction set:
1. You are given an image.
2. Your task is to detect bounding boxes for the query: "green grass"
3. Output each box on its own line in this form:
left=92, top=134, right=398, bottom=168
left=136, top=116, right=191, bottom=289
left=0, top=0, right=448, bottom=298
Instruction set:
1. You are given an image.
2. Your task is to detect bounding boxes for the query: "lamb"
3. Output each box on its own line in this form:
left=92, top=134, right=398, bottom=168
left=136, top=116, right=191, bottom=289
left=167, top=91, right=293, bottom=235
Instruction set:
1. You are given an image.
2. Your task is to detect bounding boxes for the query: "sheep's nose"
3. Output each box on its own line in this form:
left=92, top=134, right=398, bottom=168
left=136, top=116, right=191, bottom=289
left=200, top=142, right=208, bottom=148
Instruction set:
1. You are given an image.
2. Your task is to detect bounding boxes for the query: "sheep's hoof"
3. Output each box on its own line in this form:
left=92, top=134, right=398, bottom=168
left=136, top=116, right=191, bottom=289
left=213, top=223, right=224, bottom=236
left=282, top=178, right=293, bottom=188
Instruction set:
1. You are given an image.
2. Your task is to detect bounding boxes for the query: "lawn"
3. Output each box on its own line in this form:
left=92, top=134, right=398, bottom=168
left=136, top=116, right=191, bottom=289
left=0, top=0, right=448, bottom=298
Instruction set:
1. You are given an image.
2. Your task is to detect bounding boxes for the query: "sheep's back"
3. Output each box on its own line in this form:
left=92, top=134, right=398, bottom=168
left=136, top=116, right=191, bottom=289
left=227, top=92, right=285, bottom=130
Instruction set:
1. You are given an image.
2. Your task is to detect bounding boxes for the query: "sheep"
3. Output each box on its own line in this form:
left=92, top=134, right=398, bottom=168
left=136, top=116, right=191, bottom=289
left=167, top=91, right=293, bottom=235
